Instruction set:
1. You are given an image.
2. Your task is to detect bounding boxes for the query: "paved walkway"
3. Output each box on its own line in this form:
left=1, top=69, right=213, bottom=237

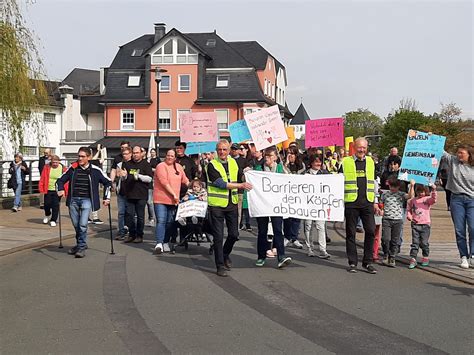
left=0, top=192, right=472, bottom=284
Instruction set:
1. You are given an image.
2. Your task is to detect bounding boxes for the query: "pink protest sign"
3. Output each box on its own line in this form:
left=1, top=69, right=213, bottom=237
left=180, top=112, right=218, bottom=143
left=305, top=117, right=344, bottom=148
left=244, top=105, right=288, bottom=151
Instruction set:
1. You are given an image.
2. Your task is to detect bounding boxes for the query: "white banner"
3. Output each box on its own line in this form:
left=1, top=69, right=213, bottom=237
left=175, top=200, right=208, bottom=220
left=244, top=170, right=345, bottom=221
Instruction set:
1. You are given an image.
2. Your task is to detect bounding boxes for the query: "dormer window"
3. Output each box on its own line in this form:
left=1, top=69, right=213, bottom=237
left=152, top=37, right=198, bottom=64
left=216, top=75, right=229, bottom=88
left=131, top=49, right=143, bottom=57
left=127, top=75, right=141, bottom=87
left=206, top=39, right=216, bottom=47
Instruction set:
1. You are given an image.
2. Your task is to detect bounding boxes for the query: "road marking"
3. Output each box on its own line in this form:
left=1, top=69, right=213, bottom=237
left=103, top=255, right=170, bottom=354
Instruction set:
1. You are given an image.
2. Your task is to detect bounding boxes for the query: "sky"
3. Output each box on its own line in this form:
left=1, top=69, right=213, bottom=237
left=23, top=0, right=473, bottom=119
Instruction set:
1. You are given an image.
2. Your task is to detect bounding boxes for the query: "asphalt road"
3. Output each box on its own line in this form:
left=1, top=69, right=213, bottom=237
left=1, top=225, right=472, bottom=354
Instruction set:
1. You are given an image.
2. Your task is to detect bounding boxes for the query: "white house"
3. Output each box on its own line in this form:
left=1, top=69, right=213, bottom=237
left=289, top=102, right=311, bottom=140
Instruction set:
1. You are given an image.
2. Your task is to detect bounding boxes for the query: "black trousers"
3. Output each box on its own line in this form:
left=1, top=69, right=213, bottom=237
left=44, top=190, right=60, bottom=222
left=345, top=205, right=375, bottom=266
left=209, top=205, right=239, bottom=269
left=126, top=198, right=146, bottom=238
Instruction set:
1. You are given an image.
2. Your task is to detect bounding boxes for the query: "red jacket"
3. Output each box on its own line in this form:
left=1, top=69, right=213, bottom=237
left=39, top=164, right=69, bottom=195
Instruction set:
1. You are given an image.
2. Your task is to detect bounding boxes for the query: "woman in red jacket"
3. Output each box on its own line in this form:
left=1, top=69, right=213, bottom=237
left=39, top=155, right=68, bottom=226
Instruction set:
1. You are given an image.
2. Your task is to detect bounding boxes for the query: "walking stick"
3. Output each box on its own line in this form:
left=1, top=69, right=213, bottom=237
left=58, top=199, right=63, bottom=249
left=108, top=203, right=115, bottom=255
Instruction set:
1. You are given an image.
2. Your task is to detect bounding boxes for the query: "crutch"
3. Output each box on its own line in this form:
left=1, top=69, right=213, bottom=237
left=108, top=203, right=115, bottom=255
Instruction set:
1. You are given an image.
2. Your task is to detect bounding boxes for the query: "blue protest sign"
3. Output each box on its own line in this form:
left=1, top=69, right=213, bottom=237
left=229, top=119, right=252, bottom=143
left=398, top=130, right=446, bottom=186
left=186, top=141, right=217, bottom=155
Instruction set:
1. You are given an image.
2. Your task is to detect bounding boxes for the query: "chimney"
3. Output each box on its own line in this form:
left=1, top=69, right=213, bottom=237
left=154, top=23, right=166, bottom=43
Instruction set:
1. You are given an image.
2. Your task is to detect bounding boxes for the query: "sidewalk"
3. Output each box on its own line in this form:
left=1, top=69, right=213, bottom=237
left=334, top=191, right=473, bottom=285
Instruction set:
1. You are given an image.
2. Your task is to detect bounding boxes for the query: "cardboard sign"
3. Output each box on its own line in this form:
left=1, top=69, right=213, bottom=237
left=185, top=141, right=217, bottom=155
left=245, top=170, right=345, bottom=221
left=244, top=105, right=288, bottom=151
left=282, top=126, right=296, bottom=149
left=345, top=136, right=354, bottom=152
left=180, top=112, right=218, bottom=143
left=229, top=119, right=252, bottom=143
left=175, top=200, right=208, bottom=220
left=305, top=118, right=344, bottom=148
left=398, top=130, right=446, bottom=186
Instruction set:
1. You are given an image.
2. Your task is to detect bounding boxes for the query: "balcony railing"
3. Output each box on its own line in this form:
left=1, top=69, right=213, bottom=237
left=64, top=130, right=103, bottom=142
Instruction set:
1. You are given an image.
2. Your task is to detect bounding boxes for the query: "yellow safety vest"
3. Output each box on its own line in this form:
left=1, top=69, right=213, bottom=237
left=206, top=158, right=239, bottom=208
left=342, top=156, right=375, bottom=203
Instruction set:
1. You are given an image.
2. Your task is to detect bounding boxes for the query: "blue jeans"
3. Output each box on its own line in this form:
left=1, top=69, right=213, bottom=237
left=450, top=193, right=474, bottom=258
left=154, top=204, right=178, bottom=244
left=117, top=194, right=127, bottom=236
left=14, top=183, right=22, bottom=208
left=283, top=217, right=301, bottom=241
left=69, top=197, right=92, bottom=250
left=257, top=216, right=285, bottom=260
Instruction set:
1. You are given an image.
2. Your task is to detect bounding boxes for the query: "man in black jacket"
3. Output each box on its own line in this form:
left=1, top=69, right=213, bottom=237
left=120, top=146, right=153, bottom=244
left=175, top=140, right=197, bottom=181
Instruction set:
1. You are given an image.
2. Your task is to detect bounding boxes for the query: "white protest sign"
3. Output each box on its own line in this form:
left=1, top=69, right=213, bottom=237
left=244, top=105, right=288, bottom=151
left=245, top=170, right=345, bottom=221
left=175, top=200, right=208, bottom=220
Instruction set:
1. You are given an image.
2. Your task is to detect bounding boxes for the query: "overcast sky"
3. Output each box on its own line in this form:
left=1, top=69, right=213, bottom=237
left=25, top=0, right=473, bottom=119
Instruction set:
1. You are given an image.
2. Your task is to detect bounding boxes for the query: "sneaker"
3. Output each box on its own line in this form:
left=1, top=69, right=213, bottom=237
left=68, top=246, right=80, bottom=255
left=154, top=243, right=163, bottom=254
left=146, top=219, right=155, bottom=227
left=224, top=257, right=232, bottom=270
left=272, top=248, right=277, bottom=254
left=93, top=218, right=104, bottom=225
left=421, top=257, right=429, bottom=267
left=191, top=216, right=198, bottom=224
left=43, top=217, right=49, bottom=224
left=177, top=218, right=186, bottom=226
left=460, top=256, right=469, bottom=269
left=388, top=257, right=396, bottom=268
left=408, top=258, right=417, bottom=269
left=17, top=206, right=22, bottom=211
left=381, top=256, right=389, bottom=266
left=307, top=249, right=315, bottom=257
left=318, top=252, right=330, bottom=259
left=347, top=264, right=357, bottom=273
left=278, top=256, right=292, bottom=269
left=266, top=250, right=276, bottom=258
left=239, top=225, right=245, bottom=230
left=256, top=259, right=266, bottom=267
left=284, top=239, right=290, bottom=247
left=75, top=249, right=86, bottom=258
left=292, top=240, right=304, bottom=249
left=133, top=237, right=143, bottom=243
left=88, top=218, right=93, bottom=224
left=124, top=237, right=135, bottom=243
left=11, top=206, right=18, bottom=212
left=470, top=257, right=474, bottom=268
left=50, top=221, right=57, bottom=227
left=163, top=243, right=171, bottom=252
left=246, top=226, right=252, bottom=232
left=362, top=264, right=377, bottom=274
left=216, top=268, right=228, bottom=277
left=115, top=235, right=125, bottom=241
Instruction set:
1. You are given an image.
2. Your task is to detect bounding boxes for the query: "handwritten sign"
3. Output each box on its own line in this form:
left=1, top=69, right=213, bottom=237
left=398, top=130, right=446, bottom=186
left=245, top=170, right=345, bottom=221
left=185, top=141, right=217, bottom=155
left=305, top=118, right=344, bottom=148
left=244, top=105, right=287, bottom=151
left=180, top=112, right=218, bottom=143
left=176, top=200, right=208, bottom=219
left=229, top=119, right=252, bottom=143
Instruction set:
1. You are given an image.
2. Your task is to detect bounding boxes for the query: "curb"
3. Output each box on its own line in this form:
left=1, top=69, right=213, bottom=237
left=0, top=228, right=110, bottom=257
left=332, top=222, right=474, bottom=286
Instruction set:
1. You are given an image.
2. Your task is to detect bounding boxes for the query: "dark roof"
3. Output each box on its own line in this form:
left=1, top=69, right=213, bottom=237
left=81, top=95, right=104, bottom=114
left=229, top=41, right=286, bottom=73
left=109, top=35, right=155, bottom=69
left=30, top=79, right=63, bottom=107
left=102, top=70, right=150, bottom=103
left=290, top=103, right=310, bottom=125
left=62, top=68, right=100, bottom=96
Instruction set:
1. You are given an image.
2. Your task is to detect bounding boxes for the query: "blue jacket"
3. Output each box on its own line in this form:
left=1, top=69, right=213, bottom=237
left=57, top=162, right=111, bottom=212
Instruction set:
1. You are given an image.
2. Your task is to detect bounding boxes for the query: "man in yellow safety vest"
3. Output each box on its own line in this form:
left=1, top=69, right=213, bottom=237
left=206, top=139, right=252, bottom=277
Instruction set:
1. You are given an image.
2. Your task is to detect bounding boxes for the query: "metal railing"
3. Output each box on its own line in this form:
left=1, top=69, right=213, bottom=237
left=0, top=158, right=114, bottom=198
left=64, top=130, right=103, bottom=142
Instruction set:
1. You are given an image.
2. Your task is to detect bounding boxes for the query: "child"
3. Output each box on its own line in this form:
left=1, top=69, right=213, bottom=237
left=380, top=177, right=414, bottom=267
left=406, top=183, right=437, bottom=269
left=177, top=179, right=207, bottom=227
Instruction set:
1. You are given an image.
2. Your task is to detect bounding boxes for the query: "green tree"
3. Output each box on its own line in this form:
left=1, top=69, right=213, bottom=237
left=343, top=108, right=383, bottom=138
left=0, top=0, right=47, bottom=148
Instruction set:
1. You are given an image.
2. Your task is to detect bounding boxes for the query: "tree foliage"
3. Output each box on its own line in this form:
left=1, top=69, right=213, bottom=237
left=343, top=108, right=383, bottom=138
left=0, top=0, right=47, bottom=148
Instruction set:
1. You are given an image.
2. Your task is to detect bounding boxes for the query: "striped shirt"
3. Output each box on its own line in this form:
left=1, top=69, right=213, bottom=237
left=72, top=165, right=91, bottom=198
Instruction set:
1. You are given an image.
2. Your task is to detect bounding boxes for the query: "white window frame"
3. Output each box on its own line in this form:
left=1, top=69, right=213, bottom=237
left=151, top=37, right=199, bottom=65
left=159, top=109, right=171, bottom=131
left=178, top=74, right=191, bottom=92
left=43, top=112, right=56, bottom=123
left=216, top=75, right=229, bottom=88
left=121, top=109, right=135, bottom=131
left=215, top=109, right=229, bottom=131
left=176, top=109, right=191, bottom=131
left=159, top=75, right=171, bottom=92
left=127, top=75, right=141, bottom=87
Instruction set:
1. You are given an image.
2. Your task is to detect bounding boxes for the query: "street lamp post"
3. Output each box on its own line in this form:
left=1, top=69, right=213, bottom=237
left=153, top=68, right=167, bottom=156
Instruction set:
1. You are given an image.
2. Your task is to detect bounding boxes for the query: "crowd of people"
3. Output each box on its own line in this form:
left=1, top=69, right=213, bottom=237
left=8, top=137, right=473, bottom=274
